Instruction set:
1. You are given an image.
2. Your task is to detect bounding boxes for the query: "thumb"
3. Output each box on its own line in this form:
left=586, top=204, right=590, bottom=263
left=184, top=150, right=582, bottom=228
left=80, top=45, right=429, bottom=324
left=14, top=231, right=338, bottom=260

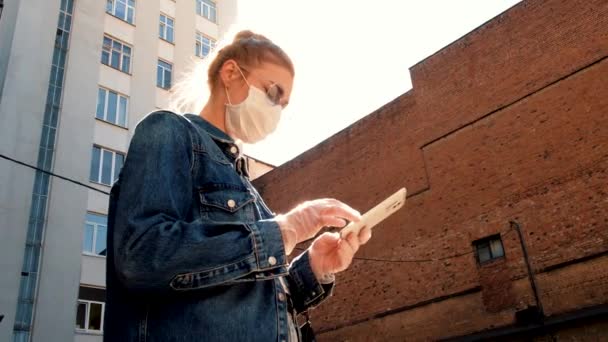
left=312, top=232, right=340, bottom=251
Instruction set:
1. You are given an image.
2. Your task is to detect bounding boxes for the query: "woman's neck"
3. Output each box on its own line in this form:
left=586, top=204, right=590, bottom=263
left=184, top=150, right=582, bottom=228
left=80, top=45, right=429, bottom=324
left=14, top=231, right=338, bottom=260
left=199, top=95, right=227, bottom=134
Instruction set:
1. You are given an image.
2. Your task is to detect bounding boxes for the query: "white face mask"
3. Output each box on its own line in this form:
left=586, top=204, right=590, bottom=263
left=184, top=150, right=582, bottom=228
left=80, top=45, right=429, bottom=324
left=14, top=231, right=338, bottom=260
left=224, top=66, right=282, bottom=143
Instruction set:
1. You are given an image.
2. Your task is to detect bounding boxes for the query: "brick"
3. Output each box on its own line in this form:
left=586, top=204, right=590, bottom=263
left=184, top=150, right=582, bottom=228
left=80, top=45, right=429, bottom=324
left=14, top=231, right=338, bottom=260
left=254, top=0, right=608, bottom=339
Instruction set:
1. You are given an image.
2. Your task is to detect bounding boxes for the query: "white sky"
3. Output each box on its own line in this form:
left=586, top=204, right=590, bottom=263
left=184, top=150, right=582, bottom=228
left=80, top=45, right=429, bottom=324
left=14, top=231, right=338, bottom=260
left=234, top=0, right=521, bottom=166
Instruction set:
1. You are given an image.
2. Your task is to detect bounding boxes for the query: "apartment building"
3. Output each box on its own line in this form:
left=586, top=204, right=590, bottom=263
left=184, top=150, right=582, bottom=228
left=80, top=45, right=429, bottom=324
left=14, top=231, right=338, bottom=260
left=0, top=1, right=238, bottom=341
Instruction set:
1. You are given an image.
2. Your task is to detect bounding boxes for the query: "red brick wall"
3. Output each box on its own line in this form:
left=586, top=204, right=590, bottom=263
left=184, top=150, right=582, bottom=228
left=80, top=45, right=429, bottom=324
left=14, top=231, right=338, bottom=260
left=254, top=0, right=608, bottom=339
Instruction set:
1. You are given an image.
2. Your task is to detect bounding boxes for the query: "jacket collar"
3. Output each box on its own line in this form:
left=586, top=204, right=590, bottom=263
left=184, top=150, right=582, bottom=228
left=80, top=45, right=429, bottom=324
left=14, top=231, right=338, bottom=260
left=184, top=113, right=249, bottom=178
left=184, top=113, right=234, bottom=144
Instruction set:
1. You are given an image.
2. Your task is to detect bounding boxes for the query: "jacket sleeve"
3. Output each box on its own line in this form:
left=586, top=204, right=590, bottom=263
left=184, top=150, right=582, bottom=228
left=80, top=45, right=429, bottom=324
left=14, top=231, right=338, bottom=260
left=286, top=249, right=335, bottom=314
left=111, top=111, right=288, bottom=294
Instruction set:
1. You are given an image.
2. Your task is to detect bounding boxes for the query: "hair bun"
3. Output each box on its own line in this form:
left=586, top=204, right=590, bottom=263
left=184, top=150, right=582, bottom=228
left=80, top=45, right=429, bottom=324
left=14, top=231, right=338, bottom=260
left=233, top=30, right=270, bottom=43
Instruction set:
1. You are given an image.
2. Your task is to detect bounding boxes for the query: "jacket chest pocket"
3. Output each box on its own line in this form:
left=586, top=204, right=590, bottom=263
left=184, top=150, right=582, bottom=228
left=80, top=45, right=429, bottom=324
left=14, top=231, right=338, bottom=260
left=198, top=184, right=257, bottom=223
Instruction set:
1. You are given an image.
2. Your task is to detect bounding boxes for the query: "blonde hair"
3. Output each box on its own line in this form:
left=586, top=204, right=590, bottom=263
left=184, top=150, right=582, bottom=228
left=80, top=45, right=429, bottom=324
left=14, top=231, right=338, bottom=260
left=169, top=30, right=293, bottom=114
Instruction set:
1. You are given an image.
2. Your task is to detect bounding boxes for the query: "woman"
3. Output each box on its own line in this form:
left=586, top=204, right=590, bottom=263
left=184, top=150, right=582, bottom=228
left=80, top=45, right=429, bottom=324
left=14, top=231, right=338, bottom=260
left=103, top=30, right=372, bottom=342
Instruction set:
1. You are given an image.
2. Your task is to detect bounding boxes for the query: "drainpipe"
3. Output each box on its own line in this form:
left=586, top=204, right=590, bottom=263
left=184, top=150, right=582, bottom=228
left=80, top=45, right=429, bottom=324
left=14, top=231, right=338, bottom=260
left=510, top=220, right=545, bottom=319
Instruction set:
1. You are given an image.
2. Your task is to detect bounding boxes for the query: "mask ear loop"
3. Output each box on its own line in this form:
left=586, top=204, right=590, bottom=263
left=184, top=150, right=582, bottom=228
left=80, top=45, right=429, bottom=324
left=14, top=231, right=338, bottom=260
left=224, top=86, right=234, bottom=105
left=224, top=63, right=251, bottom=106
left=235, top=64, right=251, bottom=87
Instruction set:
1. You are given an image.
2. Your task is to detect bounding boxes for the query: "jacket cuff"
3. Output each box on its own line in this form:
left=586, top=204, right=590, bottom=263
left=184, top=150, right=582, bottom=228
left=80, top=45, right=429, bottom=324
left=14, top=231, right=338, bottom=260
left=249, top=219, right=288, bottom=270
left=287, top=249, right=335, bottom=313
left=168, top=219, right=289, bottom=291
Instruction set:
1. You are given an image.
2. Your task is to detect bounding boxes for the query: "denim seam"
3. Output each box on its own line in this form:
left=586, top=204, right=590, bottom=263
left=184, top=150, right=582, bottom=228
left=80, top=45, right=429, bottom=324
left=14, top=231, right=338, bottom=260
left=230, top=269, right=289, bottom=283
left=193, top=149, right=233, bottom=166
left=274, top=279, right=282, bottom=342
left=257, top=220, right=288, bottom=269
left=258, top=264, right=289, bottom=273
left=171, top=253, right=255, bottom=277
left=185, top=126, right=194, bottom=175
left=166, top=110, right=195, bottom=174
left=199, top=130, right=236, bottom=165
left=247, top=223, right=267, bottom=268
left=169, top=254, right=257, bottom=290
left=171, top=268, right=254, bottom=291
left=199, top=195, right=256, bottom=212
left=250, top=224, right=262, bottom=268
left=169, top=266, right=290, bottom=292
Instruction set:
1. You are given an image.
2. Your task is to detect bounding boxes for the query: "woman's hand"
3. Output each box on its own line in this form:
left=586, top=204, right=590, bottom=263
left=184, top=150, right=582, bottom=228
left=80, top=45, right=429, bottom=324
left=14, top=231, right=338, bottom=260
left=275, top=199, right=361, bottom=255
left=308, top=226, right=372, bottom=280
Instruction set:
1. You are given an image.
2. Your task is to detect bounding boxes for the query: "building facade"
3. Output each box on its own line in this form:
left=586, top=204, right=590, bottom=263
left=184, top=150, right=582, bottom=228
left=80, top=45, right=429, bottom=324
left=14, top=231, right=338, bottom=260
left=0, top=1, right=237, bottom=341
left=253, top=0, right=608, bottom=340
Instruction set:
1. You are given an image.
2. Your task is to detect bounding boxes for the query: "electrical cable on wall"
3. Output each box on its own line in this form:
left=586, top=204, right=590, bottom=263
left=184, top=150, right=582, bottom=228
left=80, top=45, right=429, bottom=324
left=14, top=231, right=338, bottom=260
left=294, top=217, right=516, bottom=264
left=2, top=152, right=513, bottom=265
left=0, top=153, right=110, bottom=195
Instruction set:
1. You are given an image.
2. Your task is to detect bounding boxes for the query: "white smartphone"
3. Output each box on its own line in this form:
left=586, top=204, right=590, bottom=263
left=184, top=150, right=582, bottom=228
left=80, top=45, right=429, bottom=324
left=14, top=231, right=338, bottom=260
left=340, top=188, right=407, bottom=238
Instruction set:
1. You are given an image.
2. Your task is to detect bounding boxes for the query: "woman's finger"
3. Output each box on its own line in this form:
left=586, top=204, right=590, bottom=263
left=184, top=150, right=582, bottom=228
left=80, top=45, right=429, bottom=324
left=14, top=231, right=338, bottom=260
left=358, top=226, right=372, bottom=244
left=322, top=207, right=361, bottom=225
left=322, top=200, right=362, bottom=223
left=315, top=232, right=340, bottom=250
left=344, top=231, right=360, bottom=254
left=320, top=216, right=347, bottom=228
left=338, top=233, right=356, bottom=255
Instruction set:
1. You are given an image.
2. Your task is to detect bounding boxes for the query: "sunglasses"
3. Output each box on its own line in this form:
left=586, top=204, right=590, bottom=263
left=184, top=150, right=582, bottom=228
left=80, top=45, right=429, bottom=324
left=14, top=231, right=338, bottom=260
left=237, top=64, right=287, bottom=108
left=265, top=83, right=286, bottom=108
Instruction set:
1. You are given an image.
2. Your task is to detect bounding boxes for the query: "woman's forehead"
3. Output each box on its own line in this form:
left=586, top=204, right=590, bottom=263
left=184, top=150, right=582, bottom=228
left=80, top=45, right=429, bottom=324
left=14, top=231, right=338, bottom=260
left=252, top=62, right=292, bottom=80
left=252, top=62, right=293, bottom=93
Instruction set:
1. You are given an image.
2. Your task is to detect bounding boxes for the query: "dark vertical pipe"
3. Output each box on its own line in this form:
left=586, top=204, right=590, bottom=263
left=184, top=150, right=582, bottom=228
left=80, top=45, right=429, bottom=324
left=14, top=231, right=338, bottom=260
left=510, top=220, right=544, bottom=317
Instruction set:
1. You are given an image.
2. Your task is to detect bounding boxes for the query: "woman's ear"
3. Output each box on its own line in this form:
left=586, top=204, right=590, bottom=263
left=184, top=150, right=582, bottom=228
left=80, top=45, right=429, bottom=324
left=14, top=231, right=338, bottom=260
left=219, top=59, right=239, bottom=88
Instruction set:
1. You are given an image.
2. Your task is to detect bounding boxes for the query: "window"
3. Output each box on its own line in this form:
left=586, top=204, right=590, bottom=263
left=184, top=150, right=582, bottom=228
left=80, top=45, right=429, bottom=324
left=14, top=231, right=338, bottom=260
left=159, top=14, right=174, bottom=43
left=89, top=146, right=124, bottom=186
left=76, top=286, right=106, bottom=332
left=96, top=87, right=128, bottom=127
left=101, top=36, right=132, bottom=73
left=474, top=235, right=505, bottom=264
left=195, top=32, right=216, bottom=58
left=157, top=60, right=172, bottom=89
left=196, top=0, right=217, bottom=23
left=106, top=0, right=135, bottom=24
left=83, top=213, right=107, bottom=256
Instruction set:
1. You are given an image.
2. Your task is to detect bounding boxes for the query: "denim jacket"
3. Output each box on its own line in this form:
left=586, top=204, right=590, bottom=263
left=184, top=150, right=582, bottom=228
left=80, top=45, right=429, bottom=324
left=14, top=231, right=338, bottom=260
left=103, top=111, right=334, bottom=341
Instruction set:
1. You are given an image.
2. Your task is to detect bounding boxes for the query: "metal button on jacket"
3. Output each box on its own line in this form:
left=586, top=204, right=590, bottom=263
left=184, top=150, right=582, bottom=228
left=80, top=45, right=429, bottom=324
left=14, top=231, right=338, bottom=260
left=229, top=145, right=238, bottom=154
left=268, top=256, right=277, bottom=266
left=104, top=112, right=336, bottom=342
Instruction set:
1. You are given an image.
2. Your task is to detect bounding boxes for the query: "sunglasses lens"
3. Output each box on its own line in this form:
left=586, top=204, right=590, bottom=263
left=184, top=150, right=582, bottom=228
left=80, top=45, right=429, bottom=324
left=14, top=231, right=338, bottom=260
left=267, top=84, right=281, bottom=106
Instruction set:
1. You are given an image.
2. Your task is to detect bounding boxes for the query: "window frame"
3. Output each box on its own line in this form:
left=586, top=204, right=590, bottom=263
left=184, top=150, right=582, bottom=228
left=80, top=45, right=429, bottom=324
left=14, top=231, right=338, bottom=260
left=195, top=32, right=216, bottom=58
left=101, top=35, right=132, bottom=74
left=89, top=145, right=125, bottom=186
left=75, top=299, right=105, bottom=333
left=83, top=212, right=107, bottom=257
left=159, top=13, right=175, bottom=43
left=195, top=0, right=217, bottom=23
left=96, top=86, right=129, bottom=128
left=156, top=59, right=173, bottom=90
left=474, top=234, right=505, bottom=265
left=106, top=0, right=136, bottom=25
